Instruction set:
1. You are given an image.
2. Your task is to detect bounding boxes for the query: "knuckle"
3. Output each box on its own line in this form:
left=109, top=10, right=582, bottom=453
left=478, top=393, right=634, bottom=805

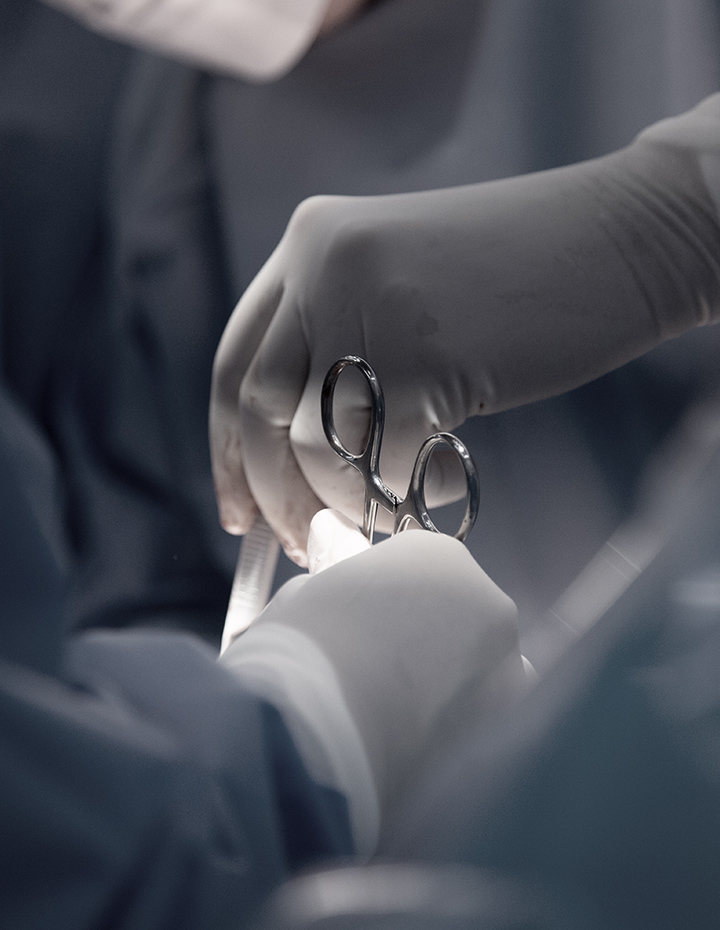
left=324, top=215, right=380, bottom=275
left=238, top=372, right=264, bottom=419
left=238, top=369, right=288, bottom=428
left=288, top=196, right=380, bottom=278
left=287, top=193, right=347, bottom=234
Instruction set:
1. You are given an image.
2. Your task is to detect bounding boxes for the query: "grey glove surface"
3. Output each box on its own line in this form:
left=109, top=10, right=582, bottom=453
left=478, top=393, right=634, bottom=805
left=211, top=95, right=720, bottom=562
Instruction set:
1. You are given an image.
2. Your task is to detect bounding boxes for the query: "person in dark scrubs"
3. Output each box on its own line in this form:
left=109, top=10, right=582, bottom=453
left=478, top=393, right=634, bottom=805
left=77, top=0, right=720, bottom=657
left=5, top=0, right=719, bottom=656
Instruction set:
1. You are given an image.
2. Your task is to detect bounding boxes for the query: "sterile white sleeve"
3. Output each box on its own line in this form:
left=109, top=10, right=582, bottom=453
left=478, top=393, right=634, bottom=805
left=41, top=0, right=336, bottom=81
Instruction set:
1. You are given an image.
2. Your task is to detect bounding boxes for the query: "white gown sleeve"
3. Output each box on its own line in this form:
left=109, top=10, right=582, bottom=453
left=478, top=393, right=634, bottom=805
left=221, top=614, right=381, bottom=858
left=40, top=0, right=334, bottom=80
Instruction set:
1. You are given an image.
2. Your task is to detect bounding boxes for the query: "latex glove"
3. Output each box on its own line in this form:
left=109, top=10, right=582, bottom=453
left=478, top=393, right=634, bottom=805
left=306, top=508, right=371, bottom=575
left=222, top=528, right=524, bottom=853
left=43, top=0, right=367, bottom=81
left=211, top=95, right=720, bottom=564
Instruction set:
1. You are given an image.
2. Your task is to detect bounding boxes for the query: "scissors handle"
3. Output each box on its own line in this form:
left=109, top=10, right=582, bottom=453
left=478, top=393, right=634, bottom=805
left=321, top=356, right=399, bottom=542
left=395, top=431, right=479, bottom=542
left=322, top=356, right=479, bottom=545
left=321, top=356, right=383, bottom=469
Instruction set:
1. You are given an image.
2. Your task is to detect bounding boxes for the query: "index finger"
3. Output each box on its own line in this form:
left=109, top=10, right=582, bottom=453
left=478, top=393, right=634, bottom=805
left=210, top=252, right=285, bottom=534
left=238, top=295, right=325, bottom=565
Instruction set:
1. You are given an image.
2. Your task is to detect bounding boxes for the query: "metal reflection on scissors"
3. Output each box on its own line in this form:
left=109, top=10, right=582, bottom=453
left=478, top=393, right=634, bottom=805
left=321, top=356, right=479, bottom=545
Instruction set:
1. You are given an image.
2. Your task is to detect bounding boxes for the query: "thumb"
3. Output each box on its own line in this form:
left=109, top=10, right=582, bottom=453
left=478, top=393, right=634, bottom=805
left=307, top=509, right=372, bottom=576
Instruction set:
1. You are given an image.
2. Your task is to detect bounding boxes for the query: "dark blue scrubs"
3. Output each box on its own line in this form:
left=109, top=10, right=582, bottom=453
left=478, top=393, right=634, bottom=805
left=0, top=386, right=352, bottom=930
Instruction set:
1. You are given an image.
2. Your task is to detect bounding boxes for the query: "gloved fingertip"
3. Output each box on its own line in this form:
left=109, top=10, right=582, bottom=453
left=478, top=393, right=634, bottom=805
left=284, top=543, right=309, bottom=569
left=219, top=501, right=255, bottom=536
left=307, top=508, right=371, bottom=575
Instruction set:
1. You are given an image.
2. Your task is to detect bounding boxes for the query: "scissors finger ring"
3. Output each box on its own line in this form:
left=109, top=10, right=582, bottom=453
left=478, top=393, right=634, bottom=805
left=321, top=356, right=479, bottom=545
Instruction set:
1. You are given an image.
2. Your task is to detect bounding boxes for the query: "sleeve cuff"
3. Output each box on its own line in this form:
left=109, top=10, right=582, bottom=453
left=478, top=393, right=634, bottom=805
left=44, top=0, right=333, bottom=81
left=220, top=620, right=380, bottom=858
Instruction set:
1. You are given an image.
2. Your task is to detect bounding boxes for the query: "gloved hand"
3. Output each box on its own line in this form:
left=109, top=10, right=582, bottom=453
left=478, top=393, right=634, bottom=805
left=306, top=507, right=371, bottom=575
left=222, top=526, right=524, bottom=850
left=211, top=95, right=720, bottom=564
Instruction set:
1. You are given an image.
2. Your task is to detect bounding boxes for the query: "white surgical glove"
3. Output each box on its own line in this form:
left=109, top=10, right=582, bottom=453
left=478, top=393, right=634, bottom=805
left=221, top=526, right=524, bottom=856
left=306, top=508, right=371, bottom=575
left=211, top=95, right=720, bottom=564
left=42, top=0, right=367, bottom=81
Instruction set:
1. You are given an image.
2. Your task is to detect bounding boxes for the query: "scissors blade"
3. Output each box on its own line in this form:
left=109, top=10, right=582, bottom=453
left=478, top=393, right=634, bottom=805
left=220, top=513, right=280, bottom=654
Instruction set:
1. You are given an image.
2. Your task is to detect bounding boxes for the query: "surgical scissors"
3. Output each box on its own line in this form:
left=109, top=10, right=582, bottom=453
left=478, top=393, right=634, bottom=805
left=321, top=356, right=479, bottom=544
